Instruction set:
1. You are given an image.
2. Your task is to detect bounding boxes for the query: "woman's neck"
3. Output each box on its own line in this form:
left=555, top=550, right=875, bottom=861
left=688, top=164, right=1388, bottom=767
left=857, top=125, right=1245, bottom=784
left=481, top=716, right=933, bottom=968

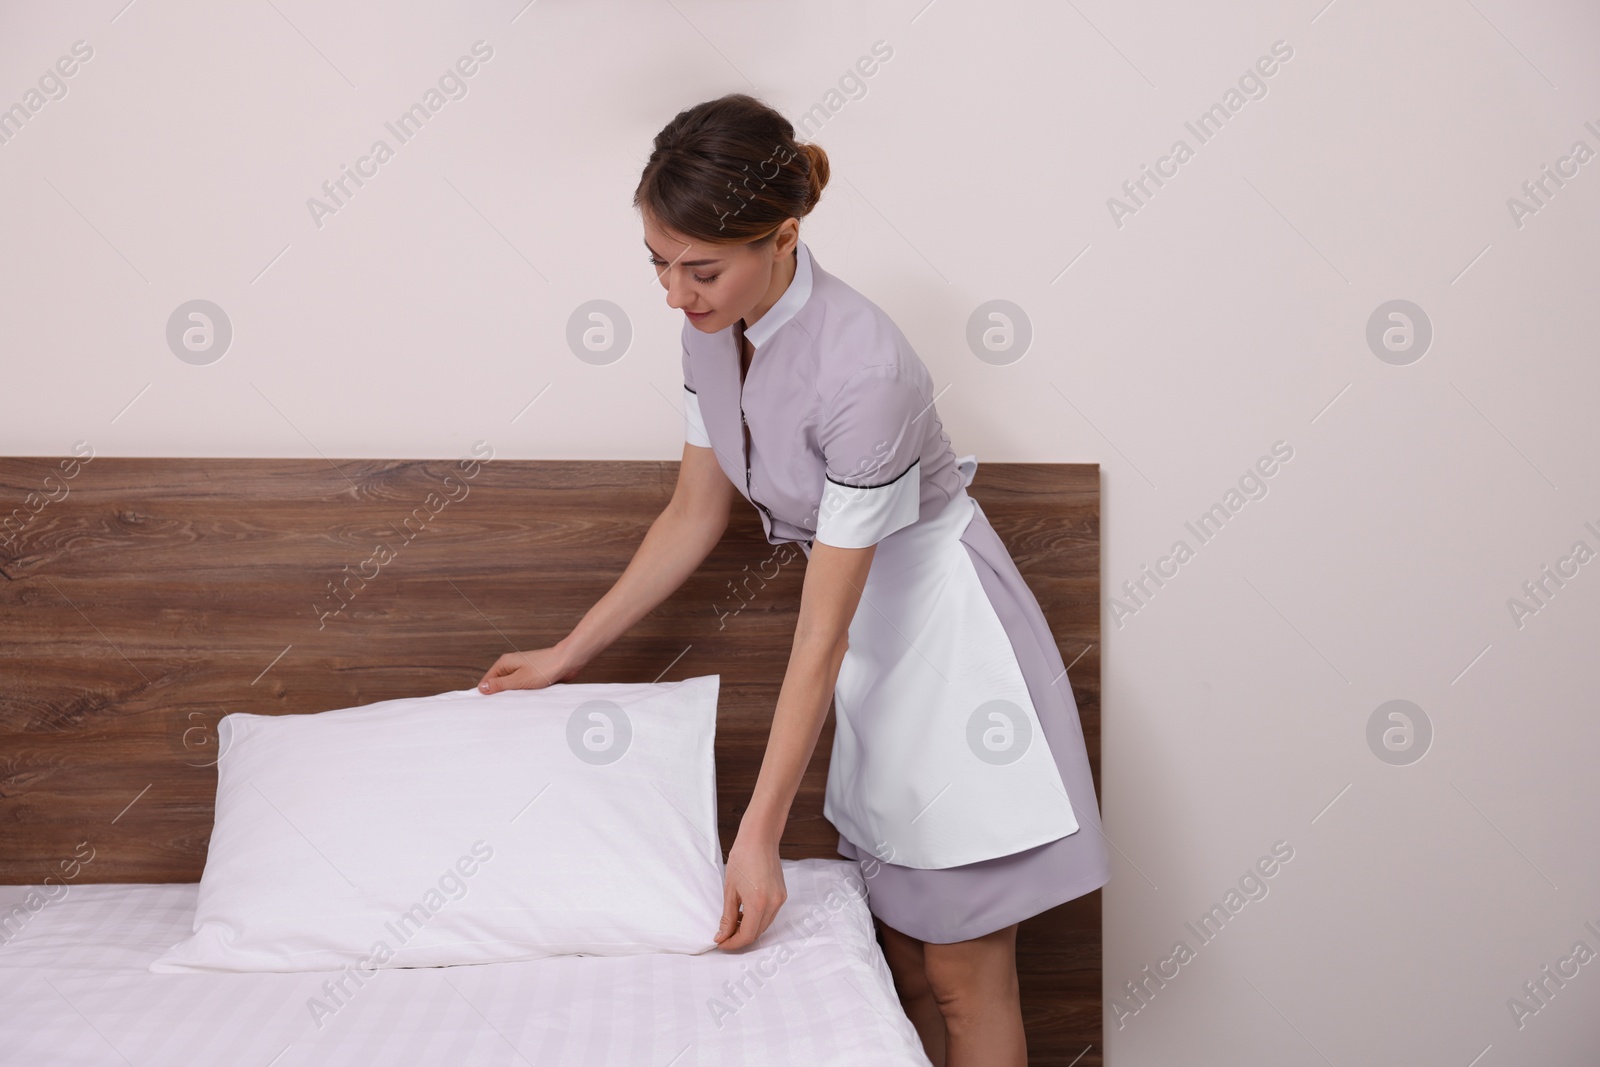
left=740, top=247, right=798, bottom=337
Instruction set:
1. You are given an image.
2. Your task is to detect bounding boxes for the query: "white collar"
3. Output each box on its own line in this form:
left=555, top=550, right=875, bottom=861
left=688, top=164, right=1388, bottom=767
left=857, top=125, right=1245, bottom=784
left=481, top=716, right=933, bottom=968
left=741, top=239, right=813, bottom=350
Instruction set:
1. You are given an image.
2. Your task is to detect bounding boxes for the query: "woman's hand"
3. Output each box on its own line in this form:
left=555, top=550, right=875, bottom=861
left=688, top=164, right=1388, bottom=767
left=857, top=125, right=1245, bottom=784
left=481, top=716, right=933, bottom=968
left=477, top=643, right=582, bottom=694
left=715, top=822, right=788, bottom=950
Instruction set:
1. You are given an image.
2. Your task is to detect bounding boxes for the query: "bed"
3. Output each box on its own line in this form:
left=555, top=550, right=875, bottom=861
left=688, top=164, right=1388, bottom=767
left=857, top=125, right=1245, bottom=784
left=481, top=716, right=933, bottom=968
left=0, top=860, right=925, bottom=1065
left=0, top=455, right=1103, bottom=1065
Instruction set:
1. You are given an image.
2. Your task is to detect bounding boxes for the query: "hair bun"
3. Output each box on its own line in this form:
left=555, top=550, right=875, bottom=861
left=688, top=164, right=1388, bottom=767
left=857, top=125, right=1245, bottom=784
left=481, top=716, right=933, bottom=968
left=800, top=142, right=830, bottom=213
left=636, top=94, right=829, bottom=243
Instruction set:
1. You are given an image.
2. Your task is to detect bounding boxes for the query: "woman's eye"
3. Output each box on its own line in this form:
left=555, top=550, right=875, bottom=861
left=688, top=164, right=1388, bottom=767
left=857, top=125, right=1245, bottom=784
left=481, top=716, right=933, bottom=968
left=648, top=257, right=718, bottom=284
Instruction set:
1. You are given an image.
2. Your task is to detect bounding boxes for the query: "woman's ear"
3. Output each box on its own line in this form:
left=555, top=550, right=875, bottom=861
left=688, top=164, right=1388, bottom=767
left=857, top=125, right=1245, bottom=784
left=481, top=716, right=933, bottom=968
left=769, top=218, right=800, bottom=261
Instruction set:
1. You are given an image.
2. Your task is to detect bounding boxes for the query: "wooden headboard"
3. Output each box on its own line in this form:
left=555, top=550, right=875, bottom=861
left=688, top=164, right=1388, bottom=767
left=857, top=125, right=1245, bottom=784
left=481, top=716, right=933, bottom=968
left=0, top=454, right=1102, bottom=1065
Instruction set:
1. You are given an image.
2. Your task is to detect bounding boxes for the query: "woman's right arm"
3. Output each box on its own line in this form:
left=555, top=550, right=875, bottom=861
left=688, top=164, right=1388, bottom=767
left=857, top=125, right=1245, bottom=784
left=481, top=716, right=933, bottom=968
left=477, top=442, right=737, bottom=693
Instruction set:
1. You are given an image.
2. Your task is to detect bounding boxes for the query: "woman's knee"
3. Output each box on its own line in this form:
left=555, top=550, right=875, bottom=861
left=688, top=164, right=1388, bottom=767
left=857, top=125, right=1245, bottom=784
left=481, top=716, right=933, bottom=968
left=922, top=926, right=1020, bottom=1021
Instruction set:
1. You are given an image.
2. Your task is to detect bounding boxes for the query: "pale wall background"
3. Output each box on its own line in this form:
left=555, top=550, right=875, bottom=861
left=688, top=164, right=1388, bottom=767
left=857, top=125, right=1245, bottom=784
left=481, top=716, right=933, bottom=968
left=3, top=1, right=1597, bottom=1063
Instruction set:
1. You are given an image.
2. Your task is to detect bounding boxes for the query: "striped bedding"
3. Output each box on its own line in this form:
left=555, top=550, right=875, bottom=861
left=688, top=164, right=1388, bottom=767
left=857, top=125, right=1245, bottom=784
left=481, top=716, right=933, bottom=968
left=0, top=858, right=930, bottom=1066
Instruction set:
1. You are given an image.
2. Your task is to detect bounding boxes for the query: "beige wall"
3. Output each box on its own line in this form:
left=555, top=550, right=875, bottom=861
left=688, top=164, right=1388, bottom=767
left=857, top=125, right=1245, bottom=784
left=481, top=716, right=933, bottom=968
left=3, top=1, right=1597, bottom=1062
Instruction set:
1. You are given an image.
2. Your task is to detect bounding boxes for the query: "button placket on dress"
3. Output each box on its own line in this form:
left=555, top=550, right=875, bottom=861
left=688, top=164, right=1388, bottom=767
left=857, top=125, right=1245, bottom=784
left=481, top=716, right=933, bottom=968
left=736, top=320, right=777, bottom=540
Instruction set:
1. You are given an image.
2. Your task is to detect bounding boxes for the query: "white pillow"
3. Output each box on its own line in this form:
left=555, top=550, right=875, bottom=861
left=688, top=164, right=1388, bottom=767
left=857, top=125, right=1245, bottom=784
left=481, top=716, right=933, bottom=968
left=150, top=675, right=726, bottom=973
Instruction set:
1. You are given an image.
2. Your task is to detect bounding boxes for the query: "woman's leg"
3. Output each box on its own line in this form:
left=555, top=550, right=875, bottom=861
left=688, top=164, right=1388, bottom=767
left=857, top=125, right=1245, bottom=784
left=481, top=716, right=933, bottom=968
left=921, top=922, right=1026, bottom=1067
left=877, top=919, right=947, bottom=1065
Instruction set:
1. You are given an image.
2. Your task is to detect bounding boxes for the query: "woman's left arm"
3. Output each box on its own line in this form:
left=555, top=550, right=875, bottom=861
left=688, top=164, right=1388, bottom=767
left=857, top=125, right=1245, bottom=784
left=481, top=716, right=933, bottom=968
left=713, top=538, right=876, bottom=951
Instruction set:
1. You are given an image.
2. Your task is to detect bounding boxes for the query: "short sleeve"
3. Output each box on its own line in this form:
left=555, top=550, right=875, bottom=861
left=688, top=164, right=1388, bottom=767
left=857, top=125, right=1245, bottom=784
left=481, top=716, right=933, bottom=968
left=682, top=338, right=711, bottom=448
left=814, top=366, right=925, bottom=549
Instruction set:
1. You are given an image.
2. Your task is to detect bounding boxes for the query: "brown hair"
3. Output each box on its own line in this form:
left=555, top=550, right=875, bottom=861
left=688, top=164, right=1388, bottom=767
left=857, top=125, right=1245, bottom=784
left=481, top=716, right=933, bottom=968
left=634, top=92, right=829, bottom=246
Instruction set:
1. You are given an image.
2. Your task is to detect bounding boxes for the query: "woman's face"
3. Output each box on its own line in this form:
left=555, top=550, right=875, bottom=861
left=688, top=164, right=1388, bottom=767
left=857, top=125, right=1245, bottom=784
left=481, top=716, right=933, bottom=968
left=642, top=210, right=797, bottom=335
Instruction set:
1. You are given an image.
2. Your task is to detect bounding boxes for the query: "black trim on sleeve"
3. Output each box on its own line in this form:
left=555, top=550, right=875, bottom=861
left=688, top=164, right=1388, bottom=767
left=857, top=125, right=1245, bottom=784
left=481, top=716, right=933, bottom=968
left=684, top=384, right=697, bottom=395
left=824, top=455, right=919, bottom=491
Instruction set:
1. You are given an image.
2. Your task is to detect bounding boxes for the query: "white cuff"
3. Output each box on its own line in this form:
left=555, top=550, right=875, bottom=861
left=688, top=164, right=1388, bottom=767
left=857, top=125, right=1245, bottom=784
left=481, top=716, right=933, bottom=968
left=814, top=458, right=921, bottom=549
left=684, top=386, right=711, bottom=448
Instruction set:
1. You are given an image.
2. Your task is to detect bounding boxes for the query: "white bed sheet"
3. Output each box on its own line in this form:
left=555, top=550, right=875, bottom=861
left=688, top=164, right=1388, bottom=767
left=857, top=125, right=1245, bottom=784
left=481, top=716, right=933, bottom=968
left=0, top=858, right=931, bottom=1066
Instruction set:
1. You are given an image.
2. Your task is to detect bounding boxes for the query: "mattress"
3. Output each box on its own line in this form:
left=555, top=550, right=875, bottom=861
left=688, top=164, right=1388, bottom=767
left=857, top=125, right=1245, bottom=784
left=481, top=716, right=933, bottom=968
left=0, top=858, right=931, bottom=1066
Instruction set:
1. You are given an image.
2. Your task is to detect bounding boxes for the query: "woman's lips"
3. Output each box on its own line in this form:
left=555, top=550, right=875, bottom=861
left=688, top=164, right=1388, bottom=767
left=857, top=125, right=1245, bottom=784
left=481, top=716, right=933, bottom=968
left=685, top=309, right=711, bottom=321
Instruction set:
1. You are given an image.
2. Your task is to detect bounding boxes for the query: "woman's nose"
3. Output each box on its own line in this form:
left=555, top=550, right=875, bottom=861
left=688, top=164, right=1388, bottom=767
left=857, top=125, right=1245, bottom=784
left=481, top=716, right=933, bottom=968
left=663, top=274, right=690, bottom=309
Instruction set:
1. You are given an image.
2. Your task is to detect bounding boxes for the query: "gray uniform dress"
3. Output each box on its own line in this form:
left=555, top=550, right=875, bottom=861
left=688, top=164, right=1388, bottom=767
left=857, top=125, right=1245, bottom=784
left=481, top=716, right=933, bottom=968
left=681, top=239, right=1110, bottom=944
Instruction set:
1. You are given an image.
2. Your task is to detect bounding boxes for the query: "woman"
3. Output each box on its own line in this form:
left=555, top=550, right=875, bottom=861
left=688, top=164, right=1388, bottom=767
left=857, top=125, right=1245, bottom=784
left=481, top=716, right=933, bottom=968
left=477, top=93, right=1109, bottom=1067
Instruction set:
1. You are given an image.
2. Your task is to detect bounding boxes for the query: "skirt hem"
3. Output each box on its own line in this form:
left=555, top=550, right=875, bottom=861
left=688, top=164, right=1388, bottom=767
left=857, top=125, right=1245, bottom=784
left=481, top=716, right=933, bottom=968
left=836, top=832, right=1110, bottom=944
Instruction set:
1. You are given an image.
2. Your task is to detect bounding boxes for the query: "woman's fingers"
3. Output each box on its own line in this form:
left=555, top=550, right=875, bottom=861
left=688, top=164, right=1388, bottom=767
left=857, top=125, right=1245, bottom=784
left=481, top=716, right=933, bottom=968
left=715, top=879, right=784, bottom=951
left=479, top=653, right=540, bottom=693
left=715, top=870, right=746, bottom=943
left=719, top=896, right=775, bottom=950
left=477, top=656, right=519, bottom=694
left=479, top=649, right=567, bottom=694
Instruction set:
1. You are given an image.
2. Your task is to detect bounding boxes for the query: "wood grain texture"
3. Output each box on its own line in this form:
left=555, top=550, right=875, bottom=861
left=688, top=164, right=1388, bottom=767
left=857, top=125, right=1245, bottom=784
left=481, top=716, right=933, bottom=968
left=0, top=455, right=1101, bottom=1065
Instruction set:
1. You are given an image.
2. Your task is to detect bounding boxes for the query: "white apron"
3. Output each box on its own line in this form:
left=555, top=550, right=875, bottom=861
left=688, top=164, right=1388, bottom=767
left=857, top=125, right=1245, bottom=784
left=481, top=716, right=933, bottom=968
left=822, top=456, right=1081, bottom=870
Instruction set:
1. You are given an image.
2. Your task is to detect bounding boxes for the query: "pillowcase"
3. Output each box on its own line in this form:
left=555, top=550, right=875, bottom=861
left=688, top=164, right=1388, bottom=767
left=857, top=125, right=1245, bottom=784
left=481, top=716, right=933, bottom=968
left=150, top=674, right=725, bottom=973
